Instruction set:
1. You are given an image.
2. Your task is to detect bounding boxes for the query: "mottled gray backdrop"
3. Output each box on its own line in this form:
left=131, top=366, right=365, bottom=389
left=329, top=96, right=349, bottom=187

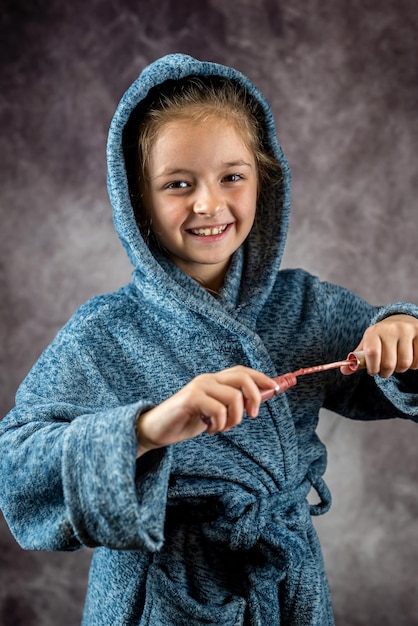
left=1, top=1, right=417, bottom=625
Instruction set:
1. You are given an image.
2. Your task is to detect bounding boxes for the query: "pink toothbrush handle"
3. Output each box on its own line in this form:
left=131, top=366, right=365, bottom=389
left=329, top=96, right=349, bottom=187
left=260, top=373, right=298, bottom=401
left=260, top=351, right=366, bottom=402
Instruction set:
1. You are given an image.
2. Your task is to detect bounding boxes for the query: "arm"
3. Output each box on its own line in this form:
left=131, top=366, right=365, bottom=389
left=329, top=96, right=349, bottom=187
left=136, top=366, right=278, bottom=457
left=0, top=318, right=276, bottom=552
left=340, top=306, right=418, bottom=419
left=0, top=329, right=172, bottom=553
left=322, top=289, right=418, bottom=420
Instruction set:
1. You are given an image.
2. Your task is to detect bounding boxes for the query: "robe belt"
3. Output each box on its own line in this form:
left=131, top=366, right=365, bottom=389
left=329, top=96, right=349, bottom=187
left=166, top=477, right=332, bottom=624
left=200, top=479, right=312, bottom=565
left=200, top=479, right=320, bottom=624
left=168, top=474, right=331, bottom=560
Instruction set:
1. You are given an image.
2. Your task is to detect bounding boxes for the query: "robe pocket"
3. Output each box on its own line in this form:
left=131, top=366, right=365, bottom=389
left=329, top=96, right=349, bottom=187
left=139, top=563, right=246, bottom=626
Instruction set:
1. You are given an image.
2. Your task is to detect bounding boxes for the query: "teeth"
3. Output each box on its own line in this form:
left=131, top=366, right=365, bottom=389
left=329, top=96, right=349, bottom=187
left=191, top=225, right=227, bottom=236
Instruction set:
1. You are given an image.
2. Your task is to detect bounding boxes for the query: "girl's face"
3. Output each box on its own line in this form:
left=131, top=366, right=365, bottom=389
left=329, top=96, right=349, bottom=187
left=140, top=116, right=258, bottom=292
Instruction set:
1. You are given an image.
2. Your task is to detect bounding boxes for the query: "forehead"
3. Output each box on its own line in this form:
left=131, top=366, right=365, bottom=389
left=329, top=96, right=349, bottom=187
left=151, top=116, right=254, bottom=160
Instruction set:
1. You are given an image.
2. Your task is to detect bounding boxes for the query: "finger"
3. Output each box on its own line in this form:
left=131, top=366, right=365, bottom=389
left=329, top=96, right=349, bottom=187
left=212, top=367, right=276, bottom=418
left=237, top=375, right=263, bottom=418
left=208, top=365, right=276, bottom=425
left=192, top=367, right=278, bottom=433
left=162, top=385, right=228, bottom=440
left=200, top=401, right=229, bottom=435
left=198, top=382, right=244, bottom=433
left=221, top=366, right=277, bottom=391
left=394, top=337, right=414, bottom=373
left=361, top=323, right=395, bottom=376
left=377, top=339, right=398, bottom=378
left=362, top=343, right=382, bottom=377
left=412, top=337, right=418, bottom=370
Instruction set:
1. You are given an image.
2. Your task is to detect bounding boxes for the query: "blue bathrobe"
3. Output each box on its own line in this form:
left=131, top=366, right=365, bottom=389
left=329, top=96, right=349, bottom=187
left=1, top=54, right=417, bottom=626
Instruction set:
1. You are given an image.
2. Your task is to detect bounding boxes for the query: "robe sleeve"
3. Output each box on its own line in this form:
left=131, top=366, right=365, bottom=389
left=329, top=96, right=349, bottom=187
left=0, top=316, right=173, bottom=553
left=314, top=280, right=418, bottom=421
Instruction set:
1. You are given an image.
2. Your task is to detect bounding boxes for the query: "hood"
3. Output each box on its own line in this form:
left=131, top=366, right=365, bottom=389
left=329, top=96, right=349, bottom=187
left=106, top=53, right=291, bottom=313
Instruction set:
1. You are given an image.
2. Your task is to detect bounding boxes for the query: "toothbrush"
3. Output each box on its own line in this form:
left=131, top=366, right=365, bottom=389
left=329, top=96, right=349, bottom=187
left=260, top=350, right=366, bottom=401
left=200, top=351, right=366, bottom=429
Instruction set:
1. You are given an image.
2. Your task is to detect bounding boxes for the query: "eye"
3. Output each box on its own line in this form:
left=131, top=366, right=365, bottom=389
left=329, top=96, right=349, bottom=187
left=222, top=173, right=244, bottom=183
left=165, top=180, right=190, bottom=190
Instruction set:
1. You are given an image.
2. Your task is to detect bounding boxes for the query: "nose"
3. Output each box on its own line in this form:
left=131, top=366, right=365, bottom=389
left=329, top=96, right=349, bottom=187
left=192, top=186, right=226, bottom=217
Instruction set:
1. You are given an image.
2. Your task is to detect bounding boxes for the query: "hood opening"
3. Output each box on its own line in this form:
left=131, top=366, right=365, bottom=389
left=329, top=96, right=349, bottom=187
left=121, top=75, right=282, bottom=246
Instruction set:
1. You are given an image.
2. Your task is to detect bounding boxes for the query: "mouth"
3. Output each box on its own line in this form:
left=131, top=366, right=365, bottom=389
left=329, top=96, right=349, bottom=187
left=188, top=224, right=229, bottom=237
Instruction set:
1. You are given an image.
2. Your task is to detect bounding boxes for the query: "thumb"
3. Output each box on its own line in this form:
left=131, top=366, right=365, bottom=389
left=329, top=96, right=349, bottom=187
left=340, top=343, right=363, bottom=376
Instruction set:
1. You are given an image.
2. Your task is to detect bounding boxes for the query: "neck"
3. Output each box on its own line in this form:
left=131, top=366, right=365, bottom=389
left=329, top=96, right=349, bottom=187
left=171, top=258, right=230, bottom=296
left=192, top=275, right=221, bottom=298
left=191, top=260, right=231, bottom=296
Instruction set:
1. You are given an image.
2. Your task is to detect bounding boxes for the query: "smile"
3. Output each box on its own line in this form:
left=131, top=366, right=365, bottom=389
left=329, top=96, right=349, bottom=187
left=189, top=224, right=228, bottom=236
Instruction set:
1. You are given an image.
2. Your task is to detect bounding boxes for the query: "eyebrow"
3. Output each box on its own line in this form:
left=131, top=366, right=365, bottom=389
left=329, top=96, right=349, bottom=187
left=153, top=168, right=192, bottom=180
left=153, top=161, right=253, bottom=180
left=224, top=160, right=253, bottom=168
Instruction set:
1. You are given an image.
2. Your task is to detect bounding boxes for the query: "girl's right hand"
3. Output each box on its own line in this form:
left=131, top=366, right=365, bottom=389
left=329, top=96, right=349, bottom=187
left=136, top=365, right=277, bottom=457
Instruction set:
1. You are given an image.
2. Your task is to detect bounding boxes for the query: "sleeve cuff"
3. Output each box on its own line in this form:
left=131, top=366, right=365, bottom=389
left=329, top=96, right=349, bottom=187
left=62, top=401, right=173, bottom=551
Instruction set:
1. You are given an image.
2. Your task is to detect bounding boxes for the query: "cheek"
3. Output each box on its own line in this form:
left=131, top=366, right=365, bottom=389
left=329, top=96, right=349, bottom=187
left=238, top=190, right=257, bottom=223
left=151, top=201, right=185, bottom=235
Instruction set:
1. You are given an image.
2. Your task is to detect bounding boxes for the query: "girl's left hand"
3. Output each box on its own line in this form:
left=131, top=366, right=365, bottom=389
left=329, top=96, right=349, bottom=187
left=342, top=314, right=418, bottom=378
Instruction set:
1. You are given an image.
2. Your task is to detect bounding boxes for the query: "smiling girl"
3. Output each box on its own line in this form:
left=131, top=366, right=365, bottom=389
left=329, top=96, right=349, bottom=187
left=0, top=54, right=417, bottom=625
left=140, top=117, right=257, bottom=292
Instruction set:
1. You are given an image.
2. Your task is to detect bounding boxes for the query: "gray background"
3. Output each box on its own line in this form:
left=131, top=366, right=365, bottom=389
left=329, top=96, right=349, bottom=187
left=1, top=1, right=417, bottom=624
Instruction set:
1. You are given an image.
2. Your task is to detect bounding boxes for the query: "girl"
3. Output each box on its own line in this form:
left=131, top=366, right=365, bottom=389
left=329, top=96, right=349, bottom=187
left=0, top=53, right=417, bottom=625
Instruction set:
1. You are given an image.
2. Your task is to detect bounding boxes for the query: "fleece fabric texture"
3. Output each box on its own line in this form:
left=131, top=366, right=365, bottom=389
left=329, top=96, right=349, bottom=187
left=1, top=54, right=418, bottom=626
